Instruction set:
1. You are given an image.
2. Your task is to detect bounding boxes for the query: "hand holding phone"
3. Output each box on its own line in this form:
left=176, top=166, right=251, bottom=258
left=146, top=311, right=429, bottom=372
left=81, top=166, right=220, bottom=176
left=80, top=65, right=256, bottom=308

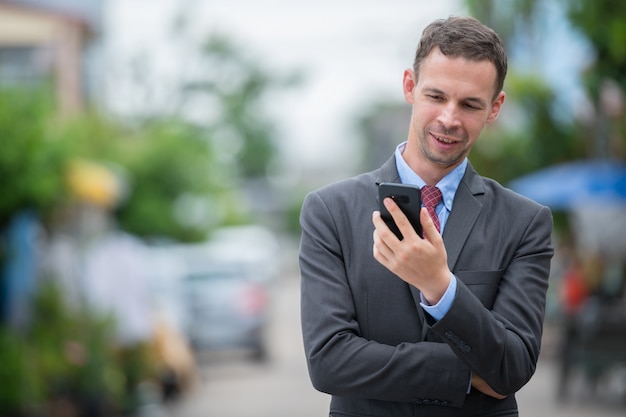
left=378, top=182, right=423, bottom=239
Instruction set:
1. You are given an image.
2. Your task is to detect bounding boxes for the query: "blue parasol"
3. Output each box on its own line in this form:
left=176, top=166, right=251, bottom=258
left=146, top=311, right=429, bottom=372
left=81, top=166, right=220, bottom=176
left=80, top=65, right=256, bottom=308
left=508, top=159, right=626, bottom=210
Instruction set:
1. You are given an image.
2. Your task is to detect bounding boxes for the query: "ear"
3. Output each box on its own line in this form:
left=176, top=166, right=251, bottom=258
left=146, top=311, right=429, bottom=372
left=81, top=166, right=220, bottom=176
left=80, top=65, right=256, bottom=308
left=486, top=91, right=506, bottom=124
left=403, top=69, right=416, bottom=104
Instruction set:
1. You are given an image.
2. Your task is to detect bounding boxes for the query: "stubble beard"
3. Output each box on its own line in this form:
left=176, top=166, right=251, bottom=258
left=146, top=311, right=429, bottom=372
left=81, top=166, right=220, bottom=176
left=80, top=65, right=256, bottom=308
left=419, top=126, right=469, bottom=168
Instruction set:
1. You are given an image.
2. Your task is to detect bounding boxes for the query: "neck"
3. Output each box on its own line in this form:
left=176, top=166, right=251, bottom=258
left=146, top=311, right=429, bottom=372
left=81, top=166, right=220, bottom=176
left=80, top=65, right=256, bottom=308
left=402, top=140, right=459, bottom=185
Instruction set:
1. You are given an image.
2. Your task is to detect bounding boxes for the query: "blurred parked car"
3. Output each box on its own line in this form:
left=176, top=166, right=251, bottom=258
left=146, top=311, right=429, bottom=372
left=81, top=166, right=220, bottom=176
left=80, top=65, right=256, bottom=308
left=183, top=261, right=269, bottom=360
left=146, top=225, right=279, bottom=362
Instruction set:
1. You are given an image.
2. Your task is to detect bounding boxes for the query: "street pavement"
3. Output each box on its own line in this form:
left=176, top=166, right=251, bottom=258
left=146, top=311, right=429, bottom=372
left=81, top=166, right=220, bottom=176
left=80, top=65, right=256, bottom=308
left=152, top=274, right=626, bottom=417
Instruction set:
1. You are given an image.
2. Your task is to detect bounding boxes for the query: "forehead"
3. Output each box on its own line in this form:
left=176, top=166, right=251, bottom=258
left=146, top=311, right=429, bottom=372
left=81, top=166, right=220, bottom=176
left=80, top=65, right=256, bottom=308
left=417, top=49, right=498, bottom=100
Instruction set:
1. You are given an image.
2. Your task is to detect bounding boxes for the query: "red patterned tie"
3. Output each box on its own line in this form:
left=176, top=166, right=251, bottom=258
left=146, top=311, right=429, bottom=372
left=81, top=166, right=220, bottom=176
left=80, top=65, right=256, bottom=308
left=421, top=185, right=442, bottom=233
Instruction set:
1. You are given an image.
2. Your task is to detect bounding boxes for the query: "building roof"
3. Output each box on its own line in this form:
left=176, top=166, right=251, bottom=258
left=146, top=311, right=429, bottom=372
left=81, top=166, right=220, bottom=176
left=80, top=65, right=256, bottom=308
left=0, top=1, right=92, bottom=46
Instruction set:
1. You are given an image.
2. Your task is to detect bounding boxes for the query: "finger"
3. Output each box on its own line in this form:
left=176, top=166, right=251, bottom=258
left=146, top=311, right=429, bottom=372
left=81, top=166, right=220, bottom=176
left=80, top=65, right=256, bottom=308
left=372, top=229, right=390, bottom=264
left=372, top=208, right=398, bottom=243
left=372, top=228, right=385, bottom=261
left=372, top=214, right=393, bottom=263
left=384, top=197, right=418, bottom=239
left=372, top=210, right=383, bottom=228
left=420, top=207, right=442, bottom=243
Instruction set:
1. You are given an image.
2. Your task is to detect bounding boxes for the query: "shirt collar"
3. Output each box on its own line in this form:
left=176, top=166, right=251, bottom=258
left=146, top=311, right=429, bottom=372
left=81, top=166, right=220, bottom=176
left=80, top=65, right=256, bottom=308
left=394, top=141, right=467, bottom=211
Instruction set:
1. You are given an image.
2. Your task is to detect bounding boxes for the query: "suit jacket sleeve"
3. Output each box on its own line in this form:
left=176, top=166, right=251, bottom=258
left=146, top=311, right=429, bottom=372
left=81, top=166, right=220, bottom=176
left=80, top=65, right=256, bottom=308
left=431, top=199, right=554, bottom=396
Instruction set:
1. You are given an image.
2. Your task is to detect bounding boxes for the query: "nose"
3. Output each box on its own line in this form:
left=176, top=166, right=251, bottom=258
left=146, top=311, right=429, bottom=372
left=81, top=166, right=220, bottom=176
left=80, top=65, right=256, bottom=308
left=437, top=102, right=460, bottom=127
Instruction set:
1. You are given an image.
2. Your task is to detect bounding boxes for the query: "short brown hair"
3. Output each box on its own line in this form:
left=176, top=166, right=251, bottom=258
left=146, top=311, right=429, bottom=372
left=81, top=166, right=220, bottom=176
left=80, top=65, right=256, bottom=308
left=413, top=16, right=508, bottom=101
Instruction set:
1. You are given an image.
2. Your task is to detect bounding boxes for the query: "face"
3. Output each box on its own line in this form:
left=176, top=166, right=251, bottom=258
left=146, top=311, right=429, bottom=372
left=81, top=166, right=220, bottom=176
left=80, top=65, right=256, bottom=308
left=402, top=48, right=505, bottom=180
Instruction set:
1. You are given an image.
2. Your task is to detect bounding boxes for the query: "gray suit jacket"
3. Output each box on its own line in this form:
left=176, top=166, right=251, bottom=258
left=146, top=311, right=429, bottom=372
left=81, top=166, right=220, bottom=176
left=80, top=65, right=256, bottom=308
left=299, top=157, right=553, bottom=417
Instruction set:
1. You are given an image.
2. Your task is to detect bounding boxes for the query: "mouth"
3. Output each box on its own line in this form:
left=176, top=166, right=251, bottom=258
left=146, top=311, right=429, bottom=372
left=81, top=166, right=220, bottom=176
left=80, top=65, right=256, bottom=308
left=431, top=132, right=457, bottom=144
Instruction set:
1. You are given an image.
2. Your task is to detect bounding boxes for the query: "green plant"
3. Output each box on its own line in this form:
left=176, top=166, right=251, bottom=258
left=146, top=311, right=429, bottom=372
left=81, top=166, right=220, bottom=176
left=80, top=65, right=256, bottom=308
left=31, top=280, right=126, bottom=411
left=0, top=326, right=41, bottom=415
left=0, top=279, right=142, bottom=416
left=113, top=119, right=246, bottom=241
left=0, top=87, right=70, bottom=230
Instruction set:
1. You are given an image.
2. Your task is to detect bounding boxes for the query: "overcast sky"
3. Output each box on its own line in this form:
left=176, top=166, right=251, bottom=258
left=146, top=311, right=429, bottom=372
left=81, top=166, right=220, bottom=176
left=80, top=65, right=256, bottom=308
left=104, top=0, right=468, bottom=184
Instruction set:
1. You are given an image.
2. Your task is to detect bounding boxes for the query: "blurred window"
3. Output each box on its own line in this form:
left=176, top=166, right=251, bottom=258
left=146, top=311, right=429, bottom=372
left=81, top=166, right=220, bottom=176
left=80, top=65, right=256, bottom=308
left=0, top=46, right=48, bottom=87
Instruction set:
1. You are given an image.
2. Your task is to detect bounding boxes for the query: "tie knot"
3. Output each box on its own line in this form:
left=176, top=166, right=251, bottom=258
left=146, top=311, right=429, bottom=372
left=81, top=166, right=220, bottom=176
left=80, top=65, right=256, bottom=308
left=421, top=185, right=442, bottom=208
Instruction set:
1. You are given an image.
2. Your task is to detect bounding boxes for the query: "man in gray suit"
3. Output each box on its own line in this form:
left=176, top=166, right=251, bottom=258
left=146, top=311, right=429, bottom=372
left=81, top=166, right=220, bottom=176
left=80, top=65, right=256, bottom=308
left=299, top=16, right=553, bottom=416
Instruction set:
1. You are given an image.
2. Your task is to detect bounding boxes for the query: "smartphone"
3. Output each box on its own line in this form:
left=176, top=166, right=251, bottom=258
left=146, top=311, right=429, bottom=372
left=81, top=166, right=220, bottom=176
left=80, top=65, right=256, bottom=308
left=378, top=182, right=423, bottom=239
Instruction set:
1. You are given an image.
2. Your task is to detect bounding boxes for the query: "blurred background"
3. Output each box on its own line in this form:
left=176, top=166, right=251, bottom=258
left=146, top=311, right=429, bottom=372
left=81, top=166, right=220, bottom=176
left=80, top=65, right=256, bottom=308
left=0, top=0, right=625, bottom=416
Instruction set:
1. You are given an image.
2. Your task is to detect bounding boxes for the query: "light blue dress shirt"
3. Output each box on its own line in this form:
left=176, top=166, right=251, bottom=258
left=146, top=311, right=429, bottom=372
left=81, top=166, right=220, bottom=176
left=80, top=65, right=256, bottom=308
left=393, top=142, right=467, bottom=320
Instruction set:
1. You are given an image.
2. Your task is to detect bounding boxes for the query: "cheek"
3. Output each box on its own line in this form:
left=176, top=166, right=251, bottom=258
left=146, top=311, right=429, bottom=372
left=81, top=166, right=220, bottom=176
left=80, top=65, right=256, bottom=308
left=464, top=118, right=487, bottom=141
left=413, top=104, right=438, bottom=125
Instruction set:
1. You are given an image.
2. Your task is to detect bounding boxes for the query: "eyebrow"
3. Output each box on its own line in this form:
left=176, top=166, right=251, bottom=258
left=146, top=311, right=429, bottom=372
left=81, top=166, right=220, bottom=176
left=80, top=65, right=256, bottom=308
left=422, top=87, right=488, bottom=109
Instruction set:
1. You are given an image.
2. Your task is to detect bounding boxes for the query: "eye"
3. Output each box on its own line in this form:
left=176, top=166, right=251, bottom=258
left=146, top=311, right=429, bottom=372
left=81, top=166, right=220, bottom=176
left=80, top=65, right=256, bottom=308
left=426, top=94, right=443, bottom=101
left=464, top=101, right=485, bottom=111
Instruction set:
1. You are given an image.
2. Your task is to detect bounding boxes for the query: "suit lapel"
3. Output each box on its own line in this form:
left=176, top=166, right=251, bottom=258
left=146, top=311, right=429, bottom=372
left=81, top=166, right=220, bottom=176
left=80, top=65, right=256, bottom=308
left=374, top=156, right=402, bottom=206
left=375, top=156, right=402, bottom=184
left=443, top=164, right=484, bottom=271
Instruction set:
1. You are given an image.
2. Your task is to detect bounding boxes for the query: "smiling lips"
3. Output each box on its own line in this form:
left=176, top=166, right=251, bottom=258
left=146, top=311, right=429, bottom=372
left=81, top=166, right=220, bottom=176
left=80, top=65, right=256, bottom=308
left=431, top=132, right=458, bottom=144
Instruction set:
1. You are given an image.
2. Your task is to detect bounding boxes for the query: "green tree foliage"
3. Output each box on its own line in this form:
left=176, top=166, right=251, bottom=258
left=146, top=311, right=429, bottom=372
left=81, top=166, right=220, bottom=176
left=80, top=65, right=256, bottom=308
left=567, top=0, right=626, bottom=98
left=465, top=0, right=536, bottom=45
left=462, top=0, right=586, bottom=183
left=126, top=22, right=300, bottom=181
left=466, top=0, right=626, bottom=162
left=181, top=35, right=296, bottom=179
left=1, top=8, right=298, bottom=242
left=0, top=34, right=296, bottom=242
left=113, top=119, right=243, bottom=242
left=0, top=88, right=70, bottom=229
left=470, top=72, right=585, bottom=184
left=44, top=111, right=245, bottom=242
left=108, top=24, right=301, bottom=238
left=566, top=0, right=626, bottom=157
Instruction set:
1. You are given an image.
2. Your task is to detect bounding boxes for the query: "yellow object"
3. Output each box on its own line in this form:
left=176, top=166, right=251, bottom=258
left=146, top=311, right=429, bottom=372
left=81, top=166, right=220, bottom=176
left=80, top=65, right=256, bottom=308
left=66, top=159, right=121, bottom=208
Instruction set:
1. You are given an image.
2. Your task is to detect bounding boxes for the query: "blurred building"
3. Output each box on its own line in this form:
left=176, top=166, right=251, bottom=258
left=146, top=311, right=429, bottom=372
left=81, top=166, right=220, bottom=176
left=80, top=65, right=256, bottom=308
left=0, top=0, right=103, bottom=115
